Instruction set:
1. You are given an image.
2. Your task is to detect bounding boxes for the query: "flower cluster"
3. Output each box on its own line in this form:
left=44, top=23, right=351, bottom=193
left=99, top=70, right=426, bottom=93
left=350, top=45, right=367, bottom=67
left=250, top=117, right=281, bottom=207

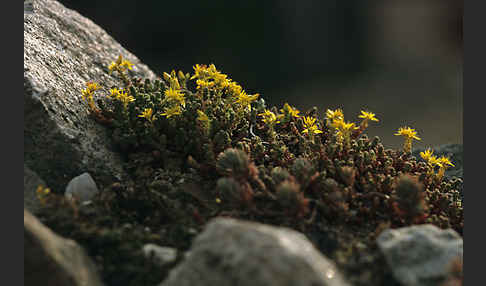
left=138, top=108, right=156, bottom=123
left=395, top=126, right=421, bottom=153
left=333, top=119, right=358, bottom=147
left=236, top=92, right=260, bottom=111
left=302, top=116, right=323, bottom=135
left=55, top=55, right=464, bottom=286
left=108, top=55, right=133, bottom=75
left=109, top=88, right=135, bottom=109
left=258, top=109, right=277, bottom=125
left=277, top=103, right=300, bottom=123
left=161, top=70, right=186, bottom=119
left=192, top=64, right=242, bottom=96
left=358, top=110, right=379, bottom=129
left=81, top=82, right=100, bottom=110
left=420, top=148, right=455, bottom=180
left=36, top=185, right=51, bottom=205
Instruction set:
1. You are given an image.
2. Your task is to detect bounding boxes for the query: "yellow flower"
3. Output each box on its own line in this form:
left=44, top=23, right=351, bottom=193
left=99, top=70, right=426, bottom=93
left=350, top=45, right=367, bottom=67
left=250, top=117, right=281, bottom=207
left=196, top=79, right=215, bottom=90
left=138, top=108, right=156, bottom=123
left=164, top=87, right=185, bottom=107
left=302, top=116, right=323, bottom=134
left=213, top=72, right=229, bottom=86
left=36, top=185, right=51, bottom=204
left=436, top=156, right=454, bottom=180
left=438, top=156, right=454, bottom=168
left=117, top=90, right=135, bottom=108
left=109, top=88, right=121, bottom=98
left=420, top=148, right=434, bottom=162
left=428, top=156, right=441, bottom=167
left=395, top=127, right=421, bottom=140
left=81, top=88, right=91, bottom=100
left=108, top=62, right=117, bottom=74
left=420, top=149, right=442, bottom=178
left=163, top=71, right=182, bottom=90
left=332, top=118, right=358, bottom=146
left=226, top=81, right=243, bottom=97
left=235, top=91, right=259, bottom=111
left=161, top=105, right=182, bottom=118
left=191, top=64, right=207, bottom=80
left=358, top=110, right=379, bottom=122
left=331, top=118, right=358, bottom=132
left=81, top=82, right=100, bottom=109
left=258, top=109, right=277, bottom=125
left=36, top=185, right=50, bottom=196
left=191, top=64, right=234, bottom=93
left=108, top=55, right=133, bottom=74
left=279, top=103, right=300, bottom=119
left=121, top=59, right=133, bottom=70
left=339, top=121, right=358, bottom=132
left=395, top=126, right=421, bottom=153
left=86, top=82, right=100, bottom=91
left=326, top=108, right=344, bottom=121
left=358, top=110, right=379, bottom=130
left=330, top=117, right=343, bottom=129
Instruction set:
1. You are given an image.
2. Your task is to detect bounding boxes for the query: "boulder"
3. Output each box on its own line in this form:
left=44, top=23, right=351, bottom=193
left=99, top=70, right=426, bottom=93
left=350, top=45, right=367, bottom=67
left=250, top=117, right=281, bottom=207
left=24, top=209, right=104, bottom=286
left=24, top=0, right=157, bottom=192
left=160, top=217, right=350, bottom=286
left=377, top=224, right=463, bottom=286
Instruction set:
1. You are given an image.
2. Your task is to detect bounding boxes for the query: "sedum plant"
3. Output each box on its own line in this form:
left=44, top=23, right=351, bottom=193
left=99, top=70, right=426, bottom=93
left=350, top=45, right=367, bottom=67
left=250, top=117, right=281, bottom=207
left=37, top=55, right=463, bottom=286
left=82, top=53, right=463, bottom=232
left=78, top=55, right=462, bottom=234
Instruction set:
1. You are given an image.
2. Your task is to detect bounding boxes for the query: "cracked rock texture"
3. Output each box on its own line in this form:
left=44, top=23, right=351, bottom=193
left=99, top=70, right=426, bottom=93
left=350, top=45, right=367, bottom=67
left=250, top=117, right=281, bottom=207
left=24, top=0, right=156, bottom=192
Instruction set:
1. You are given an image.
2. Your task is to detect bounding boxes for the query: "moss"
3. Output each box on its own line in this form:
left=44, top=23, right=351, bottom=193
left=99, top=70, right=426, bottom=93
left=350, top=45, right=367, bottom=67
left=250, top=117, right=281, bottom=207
left=36, top=57, right=463, bottom=286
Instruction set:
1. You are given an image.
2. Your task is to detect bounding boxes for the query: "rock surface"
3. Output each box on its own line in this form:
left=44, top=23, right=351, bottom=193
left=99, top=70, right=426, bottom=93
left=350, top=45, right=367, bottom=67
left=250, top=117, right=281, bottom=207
left=160, top=218, right=350, bottom=286
left=24, top=164, right=46, bottom=214
left=65, top=172, right=99, bottom=202
left=377, top=224, right=463, bottom=286
left=24, top=209, right=104, bottom=286
left=24, top=0, right=157, bottom=192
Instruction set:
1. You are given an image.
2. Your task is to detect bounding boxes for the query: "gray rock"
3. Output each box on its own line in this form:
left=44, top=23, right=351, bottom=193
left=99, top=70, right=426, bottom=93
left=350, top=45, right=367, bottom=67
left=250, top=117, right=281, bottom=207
left=65, top=172, right=99, bottom=202
left=377, top=224, right=463, bottom=286
left=24, top=0, right=157, bottom=192
left=24, top=209, right=104, bottom=286
left=160, top=218, right=349, bottom=286
left=24, top=164, right=46, bottom=214
left=142, top=244, right=178, bottom=267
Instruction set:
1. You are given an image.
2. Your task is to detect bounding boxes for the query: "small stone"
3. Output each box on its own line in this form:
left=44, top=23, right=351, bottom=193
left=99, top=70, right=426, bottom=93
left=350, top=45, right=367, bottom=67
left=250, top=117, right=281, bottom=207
left=143, top=244, right=178, bottom=267
left=377, top=224, right=463, bottom=286
left=160, top=218, right=350, bottom=286
left=65, top=173, right=99, bottom=202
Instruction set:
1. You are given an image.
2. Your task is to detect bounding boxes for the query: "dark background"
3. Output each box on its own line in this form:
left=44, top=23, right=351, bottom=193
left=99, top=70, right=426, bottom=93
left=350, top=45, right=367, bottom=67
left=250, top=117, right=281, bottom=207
left=58, top=0, right=463, bottom=149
